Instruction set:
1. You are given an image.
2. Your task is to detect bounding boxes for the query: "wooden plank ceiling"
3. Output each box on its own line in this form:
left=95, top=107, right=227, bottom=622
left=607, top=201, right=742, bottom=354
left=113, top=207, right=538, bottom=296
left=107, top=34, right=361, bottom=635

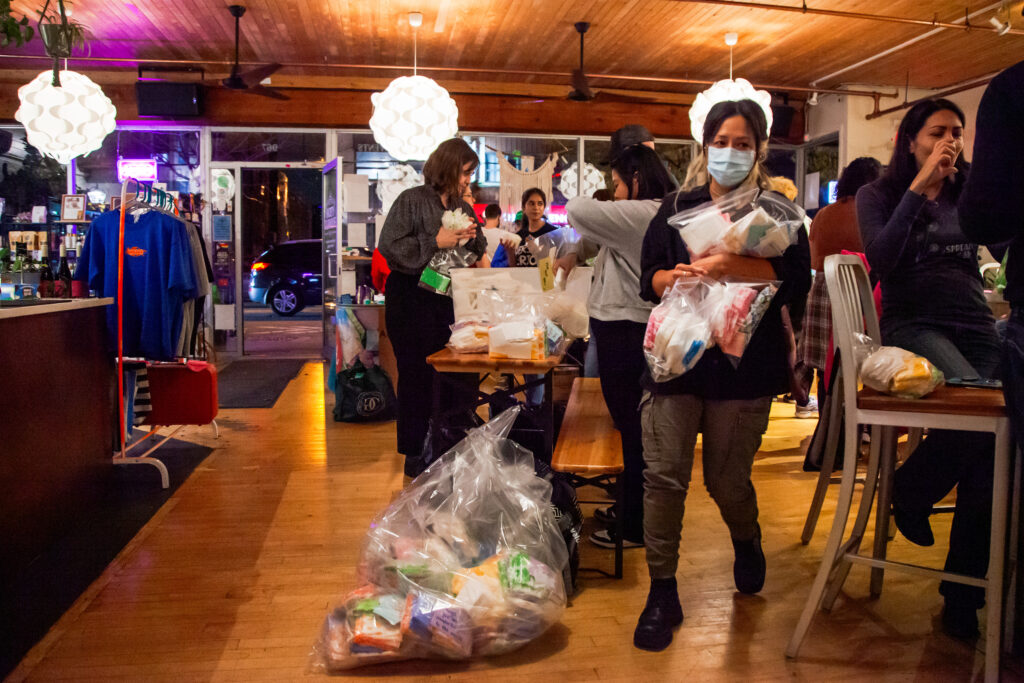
left=1, top=0, right=1021, bottom=101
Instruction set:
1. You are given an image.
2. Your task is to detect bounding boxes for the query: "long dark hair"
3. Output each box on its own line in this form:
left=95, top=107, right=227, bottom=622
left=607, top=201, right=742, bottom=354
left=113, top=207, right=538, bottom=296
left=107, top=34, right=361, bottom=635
left=422, top=138, right=479, bottom=204
left=611, top=145, right=675, bottom=200
left=836, top=157, right=882, bottom=199
left=879, top=98, right=968, bottom=202
left=519, top=187, right=547, bottom=232
left=683, top=99, right=771, bottom=191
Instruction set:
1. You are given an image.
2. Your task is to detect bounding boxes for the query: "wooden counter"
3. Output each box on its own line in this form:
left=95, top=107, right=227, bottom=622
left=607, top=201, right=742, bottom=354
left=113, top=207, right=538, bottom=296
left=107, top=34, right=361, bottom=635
left=0, top=299, right=113, bottom=585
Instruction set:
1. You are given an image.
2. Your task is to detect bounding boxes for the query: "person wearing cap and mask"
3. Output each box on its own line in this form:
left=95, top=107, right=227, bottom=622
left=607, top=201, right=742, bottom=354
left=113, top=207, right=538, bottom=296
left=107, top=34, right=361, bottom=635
left=632, top=99, right=810, bottom=652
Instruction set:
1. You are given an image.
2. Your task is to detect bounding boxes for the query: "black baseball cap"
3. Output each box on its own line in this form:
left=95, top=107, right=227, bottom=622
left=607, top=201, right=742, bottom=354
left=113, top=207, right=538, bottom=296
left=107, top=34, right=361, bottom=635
left=606, top=125, right=655, bottom=164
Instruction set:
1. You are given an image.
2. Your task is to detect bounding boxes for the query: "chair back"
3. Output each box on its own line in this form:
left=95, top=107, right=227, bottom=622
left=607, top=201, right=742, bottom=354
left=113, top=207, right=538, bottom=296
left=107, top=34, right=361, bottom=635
left=823, top=254, right=882, bottom=419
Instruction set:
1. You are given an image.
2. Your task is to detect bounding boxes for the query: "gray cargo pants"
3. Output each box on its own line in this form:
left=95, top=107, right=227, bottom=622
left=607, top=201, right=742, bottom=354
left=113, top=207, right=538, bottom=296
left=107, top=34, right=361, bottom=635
left=640, top=392, right=772, bottom=579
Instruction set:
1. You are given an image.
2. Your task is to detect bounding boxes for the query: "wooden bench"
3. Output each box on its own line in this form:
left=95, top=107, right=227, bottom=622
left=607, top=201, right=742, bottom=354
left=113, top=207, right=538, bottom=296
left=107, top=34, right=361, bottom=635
left=551, top=377, right=625, bottom=578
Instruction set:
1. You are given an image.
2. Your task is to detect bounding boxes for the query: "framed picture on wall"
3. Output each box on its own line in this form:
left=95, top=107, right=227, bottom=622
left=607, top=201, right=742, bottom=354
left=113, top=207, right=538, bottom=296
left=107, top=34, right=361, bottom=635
left=61, top=194, right=86, bottom=222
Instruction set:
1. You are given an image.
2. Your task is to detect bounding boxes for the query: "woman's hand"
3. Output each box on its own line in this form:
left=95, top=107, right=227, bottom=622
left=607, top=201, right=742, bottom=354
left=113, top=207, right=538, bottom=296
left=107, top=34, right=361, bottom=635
left=910, top=139, right=961, bottom=196
left=690, top=252, right=776, bottom=280
left=437, top=224, right=477, bottom=249
left=652, top=263, right=707, bottom=296
left=499, top=238, right=518, bottom=251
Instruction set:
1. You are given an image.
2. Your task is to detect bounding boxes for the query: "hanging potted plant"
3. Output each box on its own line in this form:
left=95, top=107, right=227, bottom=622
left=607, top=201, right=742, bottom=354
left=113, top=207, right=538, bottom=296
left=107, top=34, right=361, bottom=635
left=38, top=0, right=86, bottom=58
left=0, top=0, right=34, bottom=46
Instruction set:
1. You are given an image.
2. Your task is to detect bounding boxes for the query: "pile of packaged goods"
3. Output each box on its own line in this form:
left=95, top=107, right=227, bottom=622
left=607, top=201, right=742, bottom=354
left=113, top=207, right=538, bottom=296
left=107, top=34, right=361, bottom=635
left=446, top=291, right=577, bottom=359
left=669, top=187, right=806, bottom=260
left=643, top=277, right=779, bottom=382
left=311, top=407, right=569, bottom=671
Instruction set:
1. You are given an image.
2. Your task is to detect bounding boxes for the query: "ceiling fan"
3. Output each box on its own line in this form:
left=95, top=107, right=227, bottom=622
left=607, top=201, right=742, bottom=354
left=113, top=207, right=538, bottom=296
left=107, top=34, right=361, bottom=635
left=567, top=21, right=657, bottom=104
left=219, top=5, right=288, bottom=100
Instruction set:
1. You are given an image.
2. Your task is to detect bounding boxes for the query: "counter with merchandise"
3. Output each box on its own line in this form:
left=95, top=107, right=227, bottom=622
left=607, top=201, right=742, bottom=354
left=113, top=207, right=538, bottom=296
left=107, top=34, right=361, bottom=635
left=0, top=298, right=114, bottom=585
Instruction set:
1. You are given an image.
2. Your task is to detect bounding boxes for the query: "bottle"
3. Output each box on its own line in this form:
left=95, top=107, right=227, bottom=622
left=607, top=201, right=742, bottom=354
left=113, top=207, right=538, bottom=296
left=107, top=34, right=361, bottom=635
left=38, top=243, right=54, bottom=298
left=55, top=243, right=72, bottom=298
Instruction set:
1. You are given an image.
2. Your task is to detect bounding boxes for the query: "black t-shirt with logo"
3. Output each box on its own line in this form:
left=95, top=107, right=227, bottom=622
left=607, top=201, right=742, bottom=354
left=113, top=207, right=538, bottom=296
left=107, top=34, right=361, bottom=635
left=512, top=221, right=558, bottom=267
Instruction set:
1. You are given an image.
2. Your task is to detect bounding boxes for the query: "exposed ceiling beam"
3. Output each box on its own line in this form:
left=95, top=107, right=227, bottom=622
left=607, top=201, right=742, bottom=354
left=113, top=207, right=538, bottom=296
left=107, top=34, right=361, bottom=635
left=0, top=53, right=898, bottom=101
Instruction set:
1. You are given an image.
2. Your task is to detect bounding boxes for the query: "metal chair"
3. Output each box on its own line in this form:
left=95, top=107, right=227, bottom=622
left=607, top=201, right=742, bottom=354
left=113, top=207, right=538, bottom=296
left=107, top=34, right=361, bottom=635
left=786, top=255, right=1013, bottom=683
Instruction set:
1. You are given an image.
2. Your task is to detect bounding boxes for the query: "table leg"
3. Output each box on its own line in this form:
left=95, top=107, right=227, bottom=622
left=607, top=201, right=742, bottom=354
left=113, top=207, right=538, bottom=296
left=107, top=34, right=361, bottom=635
left=544, top=370, right=554, bottom=463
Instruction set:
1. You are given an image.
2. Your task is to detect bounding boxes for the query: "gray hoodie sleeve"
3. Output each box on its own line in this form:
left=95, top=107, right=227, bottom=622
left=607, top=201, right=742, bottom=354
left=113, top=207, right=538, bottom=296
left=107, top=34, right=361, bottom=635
left=566, top=197, right=656, bottom=255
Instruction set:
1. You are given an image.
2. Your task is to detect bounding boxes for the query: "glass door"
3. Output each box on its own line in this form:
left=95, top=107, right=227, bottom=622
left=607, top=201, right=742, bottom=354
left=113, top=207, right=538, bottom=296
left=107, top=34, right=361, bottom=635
left=239, top=167, right=324, bottom=356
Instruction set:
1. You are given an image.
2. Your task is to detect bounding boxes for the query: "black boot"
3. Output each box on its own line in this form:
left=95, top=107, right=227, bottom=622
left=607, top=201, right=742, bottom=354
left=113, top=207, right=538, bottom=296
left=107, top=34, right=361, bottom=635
left=941, top=601, right=980, bottom=640
left=633, top=577, right=684, bottom=651
left=732, top=522, right=766, bottom=594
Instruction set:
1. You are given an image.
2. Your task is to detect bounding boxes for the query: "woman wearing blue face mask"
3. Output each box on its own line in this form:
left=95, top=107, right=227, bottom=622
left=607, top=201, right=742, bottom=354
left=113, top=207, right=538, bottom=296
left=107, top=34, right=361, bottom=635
left=632, top=99, right=810, bottom=652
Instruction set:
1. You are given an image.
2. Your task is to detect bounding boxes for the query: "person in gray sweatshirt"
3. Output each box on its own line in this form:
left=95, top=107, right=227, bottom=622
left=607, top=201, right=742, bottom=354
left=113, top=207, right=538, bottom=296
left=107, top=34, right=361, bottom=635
left=566, top=144, right=676, bottom=549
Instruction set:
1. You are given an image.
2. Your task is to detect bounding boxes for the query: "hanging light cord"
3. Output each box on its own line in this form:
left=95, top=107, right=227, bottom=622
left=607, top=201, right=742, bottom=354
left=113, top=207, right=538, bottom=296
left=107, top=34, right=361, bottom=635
left=729, top=44, right=733, bottom=80
left=413, top=26, right=417, bottom=76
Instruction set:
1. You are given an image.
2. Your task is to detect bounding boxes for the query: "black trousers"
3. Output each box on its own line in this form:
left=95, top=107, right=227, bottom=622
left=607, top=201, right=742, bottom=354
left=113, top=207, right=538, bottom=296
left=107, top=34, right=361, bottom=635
left=385, top=271, right=455, bottom=470
left=590, top=317, right=647, bottom=542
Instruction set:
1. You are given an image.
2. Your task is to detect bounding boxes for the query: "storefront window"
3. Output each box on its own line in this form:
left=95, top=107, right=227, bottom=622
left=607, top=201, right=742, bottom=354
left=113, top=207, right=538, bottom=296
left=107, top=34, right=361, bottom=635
left=582, top=138, right=694, bottom=196
left=75, top=128, right=200, bottom=209
left=0, top=127, right=68, bottom=221
left=212, top=131, right=327, bottom=163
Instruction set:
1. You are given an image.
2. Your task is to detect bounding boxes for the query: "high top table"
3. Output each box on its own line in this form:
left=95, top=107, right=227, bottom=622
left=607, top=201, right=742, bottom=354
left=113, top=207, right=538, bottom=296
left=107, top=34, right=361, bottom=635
left=425, top=348, right=565, bottom=462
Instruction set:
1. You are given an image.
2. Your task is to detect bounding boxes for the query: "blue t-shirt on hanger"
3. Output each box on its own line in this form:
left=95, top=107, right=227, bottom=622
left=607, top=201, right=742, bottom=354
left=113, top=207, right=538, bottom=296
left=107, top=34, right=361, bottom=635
left=77, top=210, right=198, bottom=360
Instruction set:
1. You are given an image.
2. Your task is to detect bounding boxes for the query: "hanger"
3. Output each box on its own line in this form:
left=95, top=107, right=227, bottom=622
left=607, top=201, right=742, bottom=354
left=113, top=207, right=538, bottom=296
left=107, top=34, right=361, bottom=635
left=122, top=178, right=183, bottom=223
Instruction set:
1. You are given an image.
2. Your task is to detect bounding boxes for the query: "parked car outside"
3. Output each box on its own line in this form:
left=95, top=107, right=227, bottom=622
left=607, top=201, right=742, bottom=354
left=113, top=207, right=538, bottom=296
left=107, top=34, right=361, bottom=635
left=248, top=239, right=322, bottom=316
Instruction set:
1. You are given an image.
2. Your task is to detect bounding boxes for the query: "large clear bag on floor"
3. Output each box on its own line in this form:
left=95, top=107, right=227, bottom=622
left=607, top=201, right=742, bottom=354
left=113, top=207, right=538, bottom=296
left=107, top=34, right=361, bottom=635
left=668, top=187, right=805, bottom=260
left=310, top=406, right=569, bottom=672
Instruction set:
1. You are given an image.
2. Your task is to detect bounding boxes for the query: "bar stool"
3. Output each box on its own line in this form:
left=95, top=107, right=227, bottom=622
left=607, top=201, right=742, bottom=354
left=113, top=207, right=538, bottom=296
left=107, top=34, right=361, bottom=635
left=786, top=255, right=1013, bottom=683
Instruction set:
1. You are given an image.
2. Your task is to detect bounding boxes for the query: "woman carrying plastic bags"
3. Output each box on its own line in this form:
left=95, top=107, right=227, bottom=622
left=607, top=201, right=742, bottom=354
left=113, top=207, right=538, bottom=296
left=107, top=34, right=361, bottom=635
left=565, top=145, right=676, bottom=551
left=633, top=99, right=810, bottom=651
left=378, top=138, right=487, bottom=476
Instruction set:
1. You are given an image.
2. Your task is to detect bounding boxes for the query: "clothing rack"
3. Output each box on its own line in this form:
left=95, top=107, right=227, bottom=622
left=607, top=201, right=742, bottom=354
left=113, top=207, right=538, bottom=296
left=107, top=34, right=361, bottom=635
left=112, top=178, right=218, bottom=488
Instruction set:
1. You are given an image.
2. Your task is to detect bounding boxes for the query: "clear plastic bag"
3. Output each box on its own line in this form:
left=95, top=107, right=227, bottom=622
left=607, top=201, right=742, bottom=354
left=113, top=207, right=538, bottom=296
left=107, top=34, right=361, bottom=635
left=487, top=294, right=547, bottom=360
left=528, top=227, right=585, bottom=290
left=310, top=407, right=569, bottom=672
left=447, top=320, right=491, bottom=354
left=643, top=278, right=719, bottom=382
left=419, top=246, right=480, bottom=296
left=643, top=277, right=780, bottom=380
left=668, top=187, right=805, bottom=260
left=710, top=280, right=779, bottom=367
left=859, top=344, right=945, bottom=399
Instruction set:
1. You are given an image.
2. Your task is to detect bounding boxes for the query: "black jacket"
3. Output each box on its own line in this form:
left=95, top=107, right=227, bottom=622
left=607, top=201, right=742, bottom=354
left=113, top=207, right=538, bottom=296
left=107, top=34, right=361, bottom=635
left=639, top=185, right=812, bottom=399
left=959, top=59, right=1024, bottom=306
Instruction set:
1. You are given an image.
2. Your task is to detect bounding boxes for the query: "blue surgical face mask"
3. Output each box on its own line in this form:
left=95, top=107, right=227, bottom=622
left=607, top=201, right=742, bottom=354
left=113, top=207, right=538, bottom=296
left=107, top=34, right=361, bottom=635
left=706, top=146, right=756, bottom=188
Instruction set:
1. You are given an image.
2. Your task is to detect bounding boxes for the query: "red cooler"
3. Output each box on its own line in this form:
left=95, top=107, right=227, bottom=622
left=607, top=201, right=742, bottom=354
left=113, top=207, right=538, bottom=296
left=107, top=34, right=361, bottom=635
left=143, top=361, right=219, bottom=426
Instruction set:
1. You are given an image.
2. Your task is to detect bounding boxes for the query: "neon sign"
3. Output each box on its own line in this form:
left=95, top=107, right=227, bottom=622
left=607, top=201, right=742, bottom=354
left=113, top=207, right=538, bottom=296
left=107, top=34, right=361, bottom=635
left=117, top=158, right=158, bottom=183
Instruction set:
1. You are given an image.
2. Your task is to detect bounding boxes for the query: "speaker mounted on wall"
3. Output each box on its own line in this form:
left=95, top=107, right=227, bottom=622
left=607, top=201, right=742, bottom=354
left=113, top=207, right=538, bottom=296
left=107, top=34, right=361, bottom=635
left=135, top=82, right=203, bottom=117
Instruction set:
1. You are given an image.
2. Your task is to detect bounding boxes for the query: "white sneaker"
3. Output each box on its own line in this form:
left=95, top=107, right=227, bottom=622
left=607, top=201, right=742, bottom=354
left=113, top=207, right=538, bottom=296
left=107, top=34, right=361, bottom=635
left=795, top=397, right=818, bottom=418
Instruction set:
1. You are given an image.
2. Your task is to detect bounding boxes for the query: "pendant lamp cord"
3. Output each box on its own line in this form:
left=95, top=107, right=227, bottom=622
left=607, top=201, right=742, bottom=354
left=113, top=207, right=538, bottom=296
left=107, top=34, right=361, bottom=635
left=729, top=45, right=733, bottom=80
left=413, top=27, right=417, bottom=76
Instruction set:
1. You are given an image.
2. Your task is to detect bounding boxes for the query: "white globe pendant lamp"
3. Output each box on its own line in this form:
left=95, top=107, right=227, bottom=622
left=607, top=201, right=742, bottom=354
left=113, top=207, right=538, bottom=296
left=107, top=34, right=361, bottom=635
left=688, top=33, right=773, bottom=142
left=558, top=161, right=606, bottom=199
left=369, top=12, right=459, bottom=161
left=16, top=69, right=117, bottom=165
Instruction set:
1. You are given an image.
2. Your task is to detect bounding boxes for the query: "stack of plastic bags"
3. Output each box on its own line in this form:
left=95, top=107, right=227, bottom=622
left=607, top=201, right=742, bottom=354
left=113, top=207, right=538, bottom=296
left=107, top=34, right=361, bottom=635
left=643, top=277, right=778, bottom=382
left=446, top=290, right=575, bottom=359
left=668, top=187, right=805, bottom=259
left=419, top=208, right=481, bottom=296
left=311, top=407, right=569, bottom=671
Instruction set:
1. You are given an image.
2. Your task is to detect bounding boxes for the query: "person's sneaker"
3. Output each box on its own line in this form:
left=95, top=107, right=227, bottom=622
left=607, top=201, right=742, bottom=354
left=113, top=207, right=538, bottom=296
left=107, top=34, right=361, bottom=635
left=589, top=528, right=643, bottom=549
left=941, top=602, right=980, bottom=640
left=593, top=505, right=616, bottom=526
left=634, top=577, right=684, bottom=651
left=892, top=500, right=935, bottom=546
left=732, top=523, right=766, bottom=594
left=795, top=397, right=819, bottom=418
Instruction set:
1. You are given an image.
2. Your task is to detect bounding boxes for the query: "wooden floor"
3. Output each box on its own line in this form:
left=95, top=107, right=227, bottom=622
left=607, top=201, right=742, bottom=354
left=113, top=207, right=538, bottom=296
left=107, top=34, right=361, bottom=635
left=9, top=362, right=1024, bottom=682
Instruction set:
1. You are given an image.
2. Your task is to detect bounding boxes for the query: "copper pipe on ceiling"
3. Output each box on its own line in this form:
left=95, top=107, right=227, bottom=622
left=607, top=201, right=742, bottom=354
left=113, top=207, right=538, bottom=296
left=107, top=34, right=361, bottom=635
left=0, top=52, right=898, bottom=100
left=672, top=0, right=1024, bottom=35
left=865, top=75, right=996, bottom=119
